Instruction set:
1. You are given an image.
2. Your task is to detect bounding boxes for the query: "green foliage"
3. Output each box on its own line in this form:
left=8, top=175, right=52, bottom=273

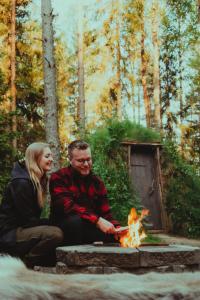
left=87, top=119, right=160, bottom=224
left=160, top=0, right=199, bottom=139
left=162, top=140, right=200, bottom=238
left=0, top=112, right=15, bottom=201
left=184, top=47, right=200, bottom=171
left=92, top=152, right=136, bottom=225
left=89, top=118, right=160, bottom=153
left=143, top=234, right=162, bottom=244
left=0, top=72, right=7, bottom=100
left=87, top=120, right=200, bottom=237
left=41, top=200, right=50, bottom=218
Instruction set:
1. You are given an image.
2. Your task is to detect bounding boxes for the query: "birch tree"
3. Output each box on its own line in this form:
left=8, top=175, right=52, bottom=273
left=77, top=3, right=85, bottom=136
left=116, top=0, right=122, bottom=120
left=151, top=0, right=161, bottom=129
left=41, top=0, right=60, bottom=170
left=140, top=1, right=151, bottom=127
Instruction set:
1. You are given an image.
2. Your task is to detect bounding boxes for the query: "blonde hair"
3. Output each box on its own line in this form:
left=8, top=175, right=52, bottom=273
left=25, top=142, right=50, bottom=208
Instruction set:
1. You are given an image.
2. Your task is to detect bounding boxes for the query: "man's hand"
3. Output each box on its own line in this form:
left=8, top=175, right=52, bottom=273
left=115, top=226, right=128, bottom=234
left=114, top=226, right=129, bottom=241
left=96, top=217, right=116, bottom=234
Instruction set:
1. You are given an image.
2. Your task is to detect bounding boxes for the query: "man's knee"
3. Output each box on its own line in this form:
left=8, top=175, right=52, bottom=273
left=61, top=214, right=83, bottom=231
left=60, top=215, right=83, bottom=244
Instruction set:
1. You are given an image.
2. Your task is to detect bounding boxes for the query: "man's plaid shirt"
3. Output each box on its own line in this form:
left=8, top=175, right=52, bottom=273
left=49, top=166, right=120, bottom=226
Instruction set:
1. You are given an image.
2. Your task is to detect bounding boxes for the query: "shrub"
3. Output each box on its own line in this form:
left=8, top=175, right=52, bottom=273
left=0, top=112, right=16, bottom=201
left=87, top=119, right=200, bottom=238
left=162, top=141, right=200, bottom=238
left=87, top=119, right=160, bottom=224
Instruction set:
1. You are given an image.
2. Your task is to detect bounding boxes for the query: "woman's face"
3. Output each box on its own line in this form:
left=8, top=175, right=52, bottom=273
left=38, top=147, right=53, bottom=173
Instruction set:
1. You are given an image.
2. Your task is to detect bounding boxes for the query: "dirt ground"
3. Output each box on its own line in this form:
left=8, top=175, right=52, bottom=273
left=152, top=233, right=200, bottom=248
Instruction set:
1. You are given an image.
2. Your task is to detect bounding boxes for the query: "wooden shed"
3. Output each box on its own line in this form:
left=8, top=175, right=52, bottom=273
left=122, top=141, right=167, bottom=232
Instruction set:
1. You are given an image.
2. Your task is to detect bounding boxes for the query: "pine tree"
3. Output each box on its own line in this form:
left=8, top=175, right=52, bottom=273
left=10, top=0, right=17, bottom=148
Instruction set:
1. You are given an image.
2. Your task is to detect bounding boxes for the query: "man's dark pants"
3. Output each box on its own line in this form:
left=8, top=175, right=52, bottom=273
left=58, top=215, right=116, bottom=245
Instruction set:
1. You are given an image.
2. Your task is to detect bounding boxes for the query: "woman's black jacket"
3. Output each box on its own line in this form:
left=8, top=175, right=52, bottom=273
left=0, top=161, right=49, bottom=247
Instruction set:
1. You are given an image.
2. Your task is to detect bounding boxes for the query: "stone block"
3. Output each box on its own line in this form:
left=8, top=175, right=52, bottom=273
left=56, top=262, right=104, bottom=274
left=139, top=245, right=200, bottom=267
left=33, top=266, right=56, bottom=274
left=103, top=267, right=124, bottom=274
left=172, top=264, right=186, bottom=273
left=87, top=266, right=104, bottom=274
left=156, top=265, right=173, bottom=273
left=56, top=262, right=73, bottom=274
left=56, top=245, right=140, bottom=268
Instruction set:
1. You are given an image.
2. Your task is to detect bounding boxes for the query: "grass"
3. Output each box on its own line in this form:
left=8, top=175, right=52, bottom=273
left=143, top=234, right=163, bottom=244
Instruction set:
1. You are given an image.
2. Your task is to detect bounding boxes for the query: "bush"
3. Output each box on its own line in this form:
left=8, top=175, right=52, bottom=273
left=86, top=119, right=160, bottom=224
left=0, top=112, right=16, bottom=201
left=162, top=141, right=200, bottom=238
left=92, top=152, right=138, bottom=225
left=87, top=119, right=200, bottom=237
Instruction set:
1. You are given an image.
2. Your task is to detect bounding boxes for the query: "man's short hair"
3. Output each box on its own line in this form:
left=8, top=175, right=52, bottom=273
left=68, top=140, right=90, bottom=159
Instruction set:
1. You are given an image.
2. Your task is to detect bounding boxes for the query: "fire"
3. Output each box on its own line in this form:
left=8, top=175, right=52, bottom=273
left=120, top=208, right=149, bottom=248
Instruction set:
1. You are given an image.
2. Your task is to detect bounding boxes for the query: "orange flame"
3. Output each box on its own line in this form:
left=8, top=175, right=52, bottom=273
left=120, top=208, right=149, bottom=248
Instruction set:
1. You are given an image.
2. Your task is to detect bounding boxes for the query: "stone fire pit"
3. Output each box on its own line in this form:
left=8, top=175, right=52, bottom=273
left=56, top=243, right=200, bottom=275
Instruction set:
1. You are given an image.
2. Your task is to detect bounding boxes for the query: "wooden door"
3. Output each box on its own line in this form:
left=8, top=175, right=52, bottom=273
left=130, top=146, right=162, bottom=230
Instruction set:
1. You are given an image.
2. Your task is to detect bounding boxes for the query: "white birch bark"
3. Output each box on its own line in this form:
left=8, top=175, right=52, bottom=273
left=116, top=0, right=122, bottom=120
left=77, top=4, right=85, bottom=136
left=41, top=0, right=60, bottom=170
left=152, top=0, right=161, bottom=129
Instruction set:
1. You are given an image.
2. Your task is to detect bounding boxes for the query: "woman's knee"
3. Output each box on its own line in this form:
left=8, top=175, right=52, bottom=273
left=45, top=226, right=64, bottom=244
left=26, top=225, right=64, bottom=245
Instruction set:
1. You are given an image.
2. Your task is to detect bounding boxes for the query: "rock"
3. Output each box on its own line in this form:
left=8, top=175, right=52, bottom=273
left=139, top=245, right=200, bottom=267
left=56, top=245, right=140, bottom=268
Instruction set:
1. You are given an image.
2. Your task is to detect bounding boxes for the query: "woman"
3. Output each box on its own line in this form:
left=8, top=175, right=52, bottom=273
left=0, top=142, right=63, bottom=268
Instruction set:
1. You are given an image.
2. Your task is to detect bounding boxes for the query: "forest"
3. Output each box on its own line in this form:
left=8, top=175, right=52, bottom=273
left=0, top=0, right=199, bottom=237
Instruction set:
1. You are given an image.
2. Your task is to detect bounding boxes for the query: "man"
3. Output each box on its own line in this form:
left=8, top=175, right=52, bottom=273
left=49, top=140, right=121, bottom=245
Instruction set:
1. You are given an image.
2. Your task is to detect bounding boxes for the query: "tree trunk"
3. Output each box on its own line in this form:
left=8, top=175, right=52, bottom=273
left=10, top=0, right=17, bottom=149
left=116, top=0, right=122, bottom=120
left=152, top=1, right=161, bottom=129
left=140, top=27, right=151, bottom=127
left=131, top=84, right=136, bottom=122
left=137, top=84, right=141, bottom=124
left=41, top=0, right=60, bottom=170
left=77, top=4, right=85, bottom=137
left=178, top=18, right=184, bottom=152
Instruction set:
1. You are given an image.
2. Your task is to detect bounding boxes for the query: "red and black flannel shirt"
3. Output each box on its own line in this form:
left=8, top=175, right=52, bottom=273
left=49, top=166, right=120, bottom=226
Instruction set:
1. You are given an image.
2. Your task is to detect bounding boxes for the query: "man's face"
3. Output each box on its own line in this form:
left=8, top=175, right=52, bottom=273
left=70, top=147, right=92, bottom=176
